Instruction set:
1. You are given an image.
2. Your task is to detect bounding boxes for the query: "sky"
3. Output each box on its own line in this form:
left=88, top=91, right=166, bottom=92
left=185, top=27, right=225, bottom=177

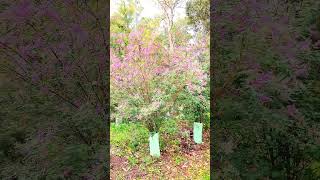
left=111, top=0, right=186, bottom=20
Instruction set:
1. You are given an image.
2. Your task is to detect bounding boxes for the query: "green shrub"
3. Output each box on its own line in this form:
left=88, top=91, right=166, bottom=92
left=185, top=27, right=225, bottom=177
left=159, top=119, right=180, bottom=150
left=111, top=123, right=149, bottom=156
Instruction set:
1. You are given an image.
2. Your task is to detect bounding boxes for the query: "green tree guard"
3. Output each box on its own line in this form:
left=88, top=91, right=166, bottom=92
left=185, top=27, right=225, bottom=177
left=193, top=122, right=203, bottom=144
left=149, top=132, right=160, bottom=157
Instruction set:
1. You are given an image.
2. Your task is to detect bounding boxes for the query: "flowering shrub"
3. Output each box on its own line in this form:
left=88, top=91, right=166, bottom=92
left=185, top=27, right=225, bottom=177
left=111, top=28, right=208, bottom=132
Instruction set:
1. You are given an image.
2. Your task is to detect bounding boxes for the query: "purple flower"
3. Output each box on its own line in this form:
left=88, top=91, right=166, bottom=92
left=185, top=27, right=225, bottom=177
left=71, top=24, right=88, bottom=42
left=279, top=15, right=289, bottom=25
left=63, top=62, right=73, bottom=76
left=74, top=99, right=82, bottom=107
left=31, top=72, right=40, bottom=83
left=45, top=8, right=62, bottom=24
left=96, top=104, right=103, bottom=114
left=11, top=0, right=33, bottom=18
left=19, top=45, right=32, bottom=59
left=40, top=85, right=49, bottom=95
left=98, top=54, right=107, bottom=73
left=250, top=71, right=273, bottom=88
left=294, top=65, right=308, bottom=78
left=297, top=42, right=309, bottom=52
left=260, top=15, right=272, bottom=24
left=258, top=94, right=272, bottom=104
left=33, top=37, right=45, bottom=49
left=287, top=104, right=298, bottom=117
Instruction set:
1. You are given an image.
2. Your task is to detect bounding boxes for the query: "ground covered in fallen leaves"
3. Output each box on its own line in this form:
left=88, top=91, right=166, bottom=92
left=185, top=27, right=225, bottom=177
left=110, top=121, right=210, bottom=179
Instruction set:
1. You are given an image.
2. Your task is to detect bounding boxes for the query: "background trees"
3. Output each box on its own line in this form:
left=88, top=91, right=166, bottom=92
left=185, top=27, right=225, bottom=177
left=186, top=0, right=209, bottom=33
left=110, top=0, right=209, bottom=131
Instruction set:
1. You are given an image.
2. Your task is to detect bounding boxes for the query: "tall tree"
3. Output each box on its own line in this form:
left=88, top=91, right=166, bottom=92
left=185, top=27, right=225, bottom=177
left=155, top=0, right=184, bottom=53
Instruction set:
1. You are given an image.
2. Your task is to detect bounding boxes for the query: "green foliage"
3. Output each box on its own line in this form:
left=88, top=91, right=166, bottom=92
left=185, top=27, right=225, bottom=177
left=199, top=169, right=210, bottom=180
left=174, top=155, right=183, bottom=165
left=158, top=119, right=180, bottom=150
left=159, top=119, right=178, bottom=135
left=307, top=146, right=320, bottom=178
left=186, top=0, right=210, bottom=33
left=111, top=0, right=142, bottom=34
left=111, top=119, right=182, bottom=155
left=111, top=123, right=149, bottom=155
left=171, top=18, right=193, bottom=46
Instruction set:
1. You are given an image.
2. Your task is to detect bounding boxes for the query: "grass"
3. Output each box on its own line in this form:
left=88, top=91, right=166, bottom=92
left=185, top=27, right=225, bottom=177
left=110, top=120, right=210, bottom=179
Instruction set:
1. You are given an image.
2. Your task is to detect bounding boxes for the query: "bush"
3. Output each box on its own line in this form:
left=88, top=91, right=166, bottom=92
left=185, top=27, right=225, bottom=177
left=159, top=119, right=180, bottom=150
left=111, top=123, right=149, bottom=156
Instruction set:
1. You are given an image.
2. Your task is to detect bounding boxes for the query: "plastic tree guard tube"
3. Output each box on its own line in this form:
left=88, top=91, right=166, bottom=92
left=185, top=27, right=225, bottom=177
left=193, top=122, right=203, bottom=144
left=115, top=118, right=122, bottom=126
left=149, top=132, right=160, bottom=157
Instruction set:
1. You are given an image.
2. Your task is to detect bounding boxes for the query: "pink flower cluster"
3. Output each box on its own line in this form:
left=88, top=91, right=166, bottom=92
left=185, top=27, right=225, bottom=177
left=110, top=30, right=207, bottom=93
left=111, top=29, right=208, bottom=113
